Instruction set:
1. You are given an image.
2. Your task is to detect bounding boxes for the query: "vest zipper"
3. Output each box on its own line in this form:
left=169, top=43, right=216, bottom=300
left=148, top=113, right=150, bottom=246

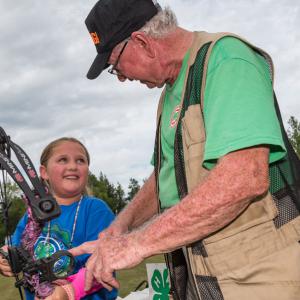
left=184, top=246, right=202, bottom=299
left=164, top=253, right=180, bottom=300
left=155, top=117, right=181, bottom=300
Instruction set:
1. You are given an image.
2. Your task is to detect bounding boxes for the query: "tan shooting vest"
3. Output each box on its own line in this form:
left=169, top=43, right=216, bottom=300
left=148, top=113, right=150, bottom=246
left=154, top=31, right=300, bottom=300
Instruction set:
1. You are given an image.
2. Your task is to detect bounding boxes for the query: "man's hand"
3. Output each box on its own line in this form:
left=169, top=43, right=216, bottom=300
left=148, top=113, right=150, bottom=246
left=98, top=219, right=129, bottom=240
left=69, top=232, right=146, bottom=292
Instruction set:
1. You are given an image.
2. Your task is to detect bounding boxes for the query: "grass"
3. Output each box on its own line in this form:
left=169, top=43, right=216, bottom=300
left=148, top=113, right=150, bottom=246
left=0, top=255, right=165, bottom=299
left=0, top=276, right=20, bottom=300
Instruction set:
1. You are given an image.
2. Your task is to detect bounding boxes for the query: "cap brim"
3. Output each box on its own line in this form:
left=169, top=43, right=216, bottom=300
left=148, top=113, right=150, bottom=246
left=86, top=51, right=111, bottom=80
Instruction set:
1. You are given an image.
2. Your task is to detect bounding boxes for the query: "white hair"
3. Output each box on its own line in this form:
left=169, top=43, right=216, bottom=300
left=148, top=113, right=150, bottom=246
left=140, top=6, right=178, bottom=38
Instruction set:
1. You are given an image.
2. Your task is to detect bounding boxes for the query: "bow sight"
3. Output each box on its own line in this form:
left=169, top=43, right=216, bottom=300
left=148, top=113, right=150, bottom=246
left=0, top=127, right=75, bottom=298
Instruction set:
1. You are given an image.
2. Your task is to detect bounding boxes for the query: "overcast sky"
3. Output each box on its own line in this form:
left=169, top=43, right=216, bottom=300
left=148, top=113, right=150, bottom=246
left=0, top=0, right=299, bottom=190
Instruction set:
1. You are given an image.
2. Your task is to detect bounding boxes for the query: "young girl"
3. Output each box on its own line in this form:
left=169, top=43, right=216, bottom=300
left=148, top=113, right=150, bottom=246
left=0, top=137, right=117, bottom=300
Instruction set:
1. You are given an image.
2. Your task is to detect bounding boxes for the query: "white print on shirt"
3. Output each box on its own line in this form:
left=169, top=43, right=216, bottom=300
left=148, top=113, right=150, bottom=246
left=170, top=105, right=181, bottom=128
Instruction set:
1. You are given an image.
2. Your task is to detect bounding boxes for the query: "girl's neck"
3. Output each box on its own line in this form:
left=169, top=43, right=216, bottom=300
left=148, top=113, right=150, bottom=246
left=55, top=194, right=83, bottom=206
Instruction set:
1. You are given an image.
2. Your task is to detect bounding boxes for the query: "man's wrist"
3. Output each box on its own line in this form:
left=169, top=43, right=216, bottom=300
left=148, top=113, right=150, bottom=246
left=114, top=212, right=133, bottom=232
left=130, top=227, right=155, bottom=259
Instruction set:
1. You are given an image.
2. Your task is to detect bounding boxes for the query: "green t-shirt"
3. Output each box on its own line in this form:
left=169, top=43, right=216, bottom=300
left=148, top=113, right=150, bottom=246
left=157, top=50, right=191, bottom=208
left=157, top=37, right=286, bottom=209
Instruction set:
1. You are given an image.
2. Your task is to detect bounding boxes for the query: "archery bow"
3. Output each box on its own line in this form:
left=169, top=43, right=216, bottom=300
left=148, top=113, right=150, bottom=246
left=0, top=127, right=75, bottom=299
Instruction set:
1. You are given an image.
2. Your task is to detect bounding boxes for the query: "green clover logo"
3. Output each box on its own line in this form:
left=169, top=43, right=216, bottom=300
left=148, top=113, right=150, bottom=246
left=151, top=268, right=170, bottom=300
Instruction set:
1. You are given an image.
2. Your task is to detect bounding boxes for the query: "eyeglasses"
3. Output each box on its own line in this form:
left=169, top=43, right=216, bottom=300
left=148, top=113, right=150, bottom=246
left=108, top=40, right=129, bottom=76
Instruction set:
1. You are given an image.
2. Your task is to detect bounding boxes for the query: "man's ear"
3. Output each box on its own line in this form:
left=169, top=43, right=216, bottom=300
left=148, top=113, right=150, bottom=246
left=39, top=165, right=49, bottom=181
left=131, top=31, right=155, bottom=58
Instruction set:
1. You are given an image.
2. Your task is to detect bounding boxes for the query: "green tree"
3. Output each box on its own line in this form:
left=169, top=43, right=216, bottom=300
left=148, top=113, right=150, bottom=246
left=126, top=178, right=140, bottom=202
left=287, top=116, right=300, bottom=157
left=113, top=183, right=126, bottom=214
left=89, top=172, right=113, bottom=208
left=88, top=172, right=126, bottom=214
left=0, top=182, right=26, bottom=244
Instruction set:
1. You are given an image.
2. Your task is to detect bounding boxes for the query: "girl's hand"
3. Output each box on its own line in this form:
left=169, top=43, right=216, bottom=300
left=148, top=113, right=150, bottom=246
left=34, top=283, right=73, bottom=300
left=0, top=246, right=14, bottom=277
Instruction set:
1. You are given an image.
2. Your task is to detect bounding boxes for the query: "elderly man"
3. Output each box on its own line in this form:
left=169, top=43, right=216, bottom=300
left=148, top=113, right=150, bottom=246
left=70, top=0, right=300, bottom=299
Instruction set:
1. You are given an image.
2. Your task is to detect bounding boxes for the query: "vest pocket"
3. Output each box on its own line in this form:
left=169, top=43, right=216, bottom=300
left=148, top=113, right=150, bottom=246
left=204, top=192, right=278, bottom=245
left=181, top=104, right=205, bottom=147
left=202, top=192, right=278, bottom=254
left=189, top=193, right=280, bottom=278
left=181, top=105, right=208, bottom=192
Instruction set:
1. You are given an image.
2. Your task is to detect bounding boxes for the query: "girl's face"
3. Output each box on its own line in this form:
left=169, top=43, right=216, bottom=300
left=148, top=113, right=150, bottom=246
left=40, top=141, right=89, bottom=204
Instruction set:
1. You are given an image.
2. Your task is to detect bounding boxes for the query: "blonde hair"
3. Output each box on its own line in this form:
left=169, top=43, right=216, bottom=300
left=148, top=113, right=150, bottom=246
left=40, top=137, right=91, bottom=195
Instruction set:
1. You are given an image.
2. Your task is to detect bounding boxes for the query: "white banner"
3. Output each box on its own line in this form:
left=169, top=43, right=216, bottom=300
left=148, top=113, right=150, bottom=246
left=146, top=263, right=170, bottom=300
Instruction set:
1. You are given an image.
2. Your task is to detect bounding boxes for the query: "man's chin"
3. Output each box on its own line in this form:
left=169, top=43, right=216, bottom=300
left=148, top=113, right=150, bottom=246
left=140, top=81, right=153, bottom=88
left=141, top=81, right=164, bottom=89
left=146, top=84, right=156, bottom=89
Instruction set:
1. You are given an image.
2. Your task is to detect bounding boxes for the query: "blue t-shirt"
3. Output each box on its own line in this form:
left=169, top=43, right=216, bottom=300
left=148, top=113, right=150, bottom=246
left=12, top=195, right=117, bottom=300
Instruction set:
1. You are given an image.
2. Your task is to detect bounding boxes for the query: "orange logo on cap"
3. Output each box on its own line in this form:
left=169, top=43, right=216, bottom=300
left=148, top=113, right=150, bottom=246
left=90, top=32, right=100, bottom=45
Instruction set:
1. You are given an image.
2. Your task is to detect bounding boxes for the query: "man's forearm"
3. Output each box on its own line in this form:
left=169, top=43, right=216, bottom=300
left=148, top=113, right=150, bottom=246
left=116, top=171, right=158, bottom=231
left=133, top=147, right=270, bottom=257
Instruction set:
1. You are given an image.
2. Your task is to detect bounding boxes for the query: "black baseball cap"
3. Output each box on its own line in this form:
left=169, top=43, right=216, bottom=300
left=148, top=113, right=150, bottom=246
left=85, top=0, right=160, bottom=80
